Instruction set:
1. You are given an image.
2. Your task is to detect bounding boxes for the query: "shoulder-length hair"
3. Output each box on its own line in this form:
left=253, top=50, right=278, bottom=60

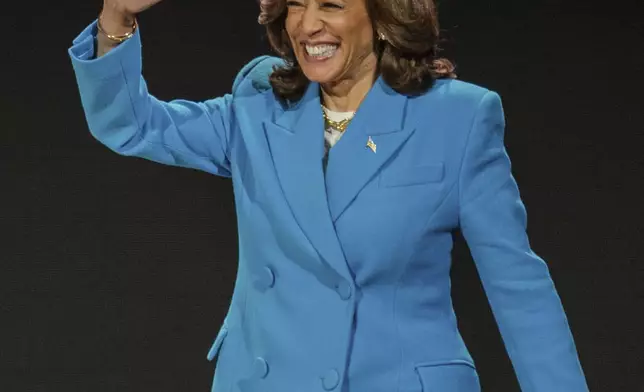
left=257, top=0, right=456, bottom=102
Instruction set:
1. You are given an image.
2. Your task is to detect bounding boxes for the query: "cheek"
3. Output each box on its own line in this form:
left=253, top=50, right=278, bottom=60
left=346, top=19, right=374, bottom=53
left=349, top=32, right=375, bottom=59
left=284, top=16, right=298, bottom=43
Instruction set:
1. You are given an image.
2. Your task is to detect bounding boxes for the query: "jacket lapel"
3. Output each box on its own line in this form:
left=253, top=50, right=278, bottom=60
left=325, top=77, right=415, bottom=222
left=262, top=83, right=351, bottom=277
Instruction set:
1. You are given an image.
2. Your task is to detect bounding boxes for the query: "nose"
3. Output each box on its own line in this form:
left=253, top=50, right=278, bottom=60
left=300, top=4, right=324, bottom=36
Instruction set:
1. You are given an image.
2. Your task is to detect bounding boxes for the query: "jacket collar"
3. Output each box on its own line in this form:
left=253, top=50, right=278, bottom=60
left=262, top=77, right=414, bottom=276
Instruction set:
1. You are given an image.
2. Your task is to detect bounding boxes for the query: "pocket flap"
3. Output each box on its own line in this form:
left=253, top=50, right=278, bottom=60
left=415, top=360, right=480, bottom=392
left=206, top=325, right=229, bottom=362
left=380, top=163, right=445, bottom=187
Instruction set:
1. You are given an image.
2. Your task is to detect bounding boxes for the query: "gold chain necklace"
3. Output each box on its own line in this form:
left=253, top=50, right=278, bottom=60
left=322, top=105, right=355, bottom=133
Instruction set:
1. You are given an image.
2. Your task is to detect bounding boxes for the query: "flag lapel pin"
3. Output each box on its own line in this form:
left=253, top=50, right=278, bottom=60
left=366, top=136, right=377, bottom=153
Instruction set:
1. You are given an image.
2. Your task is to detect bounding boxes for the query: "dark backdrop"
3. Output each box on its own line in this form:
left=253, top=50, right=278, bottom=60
left=3, top=0, right=643, bottom=391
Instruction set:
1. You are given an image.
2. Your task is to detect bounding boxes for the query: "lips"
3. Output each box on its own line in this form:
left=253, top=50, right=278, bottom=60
left=303, top=43, right=339, bottom=59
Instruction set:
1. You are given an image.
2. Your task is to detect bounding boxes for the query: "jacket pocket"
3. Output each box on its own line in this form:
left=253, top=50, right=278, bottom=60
left=380, top=163, right=445, bottom=188
left=415, top=359, right=480, bottom=392
left=206, top=324, right=229, bottom=362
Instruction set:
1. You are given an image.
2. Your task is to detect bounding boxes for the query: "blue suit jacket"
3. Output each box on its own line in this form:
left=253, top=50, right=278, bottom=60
left=69, top=21, right=588, bottom=392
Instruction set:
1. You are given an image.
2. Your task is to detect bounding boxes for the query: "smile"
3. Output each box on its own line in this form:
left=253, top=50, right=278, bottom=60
left=304, top=44, right=339, bottom=59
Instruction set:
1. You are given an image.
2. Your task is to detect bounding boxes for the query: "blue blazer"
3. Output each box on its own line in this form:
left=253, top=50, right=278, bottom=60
left=69, top=21, right=588, bottom=392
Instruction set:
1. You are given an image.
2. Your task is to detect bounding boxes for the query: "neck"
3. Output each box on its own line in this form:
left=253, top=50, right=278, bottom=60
left=320, top=57, right=378, bottom=113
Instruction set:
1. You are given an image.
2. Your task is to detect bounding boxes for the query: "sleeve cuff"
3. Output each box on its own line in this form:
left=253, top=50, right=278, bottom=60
left=68, top=19, right=142, bottom=81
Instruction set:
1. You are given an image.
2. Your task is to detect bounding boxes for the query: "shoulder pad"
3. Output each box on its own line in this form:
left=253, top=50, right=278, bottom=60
left=232, top=55, right=286, bottom=97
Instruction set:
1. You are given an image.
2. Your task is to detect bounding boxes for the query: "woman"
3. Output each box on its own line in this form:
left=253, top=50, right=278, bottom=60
left=69, top=0, right=589, bottom=391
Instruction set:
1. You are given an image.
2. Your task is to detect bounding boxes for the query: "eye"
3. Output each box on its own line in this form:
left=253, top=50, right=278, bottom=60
left=286, top=1, right=304, bottom=7
left=320, top=2, right=343, bottom=9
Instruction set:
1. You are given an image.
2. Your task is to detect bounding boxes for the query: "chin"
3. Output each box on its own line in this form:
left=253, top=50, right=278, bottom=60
left=297, top=51, right=345, bottom=84
left=301, top=68, right=342, bottom=84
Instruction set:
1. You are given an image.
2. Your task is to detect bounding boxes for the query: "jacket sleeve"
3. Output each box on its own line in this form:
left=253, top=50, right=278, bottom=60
left=68, top=20, right=266, bottom=177
left=458, top=91, right=589, bottom=391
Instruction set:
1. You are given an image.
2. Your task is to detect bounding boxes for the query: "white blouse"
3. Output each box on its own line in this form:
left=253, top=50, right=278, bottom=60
left=323, top=106, right=355, bottom=153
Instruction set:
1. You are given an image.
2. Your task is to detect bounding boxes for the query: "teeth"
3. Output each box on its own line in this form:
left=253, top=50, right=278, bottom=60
left=305, top=44, right=338, bottom=57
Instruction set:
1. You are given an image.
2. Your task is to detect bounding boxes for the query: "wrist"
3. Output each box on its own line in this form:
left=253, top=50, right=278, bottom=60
left=99, top=7, right=136, bottom=36
left=97, top=9, right=137, bottom=47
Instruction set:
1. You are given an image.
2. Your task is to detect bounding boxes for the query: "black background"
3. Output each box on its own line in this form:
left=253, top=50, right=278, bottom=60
left=3, top=0, right=643, bottom=391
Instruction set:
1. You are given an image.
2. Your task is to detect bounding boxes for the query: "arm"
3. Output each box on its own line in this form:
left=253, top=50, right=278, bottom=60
left=458, top=91, right=589, bottom=391
left=68, top=20, right=234, bottom=177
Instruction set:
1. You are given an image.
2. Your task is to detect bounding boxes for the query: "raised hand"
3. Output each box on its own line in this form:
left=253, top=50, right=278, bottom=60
left=100, top=0, right=163, bottom=32
left=96, top=0, right=164, bottom=56
left=104, top=0, right=163, bottom=17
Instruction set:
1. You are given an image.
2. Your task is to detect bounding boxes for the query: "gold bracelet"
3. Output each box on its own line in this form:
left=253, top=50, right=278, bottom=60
left=97, top=15, right=138, bottom=43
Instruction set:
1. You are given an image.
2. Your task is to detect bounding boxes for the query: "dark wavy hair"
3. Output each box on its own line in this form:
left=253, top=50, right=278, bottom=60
left=257, top=0, right=456, bottom=102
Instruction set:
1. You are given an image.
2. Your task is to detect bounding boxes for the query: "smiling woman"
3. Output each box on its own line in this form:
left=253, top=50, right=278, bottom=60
left=260, top=0, right=456, bottom=104
left=69, top=0, right=589, bottom=391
